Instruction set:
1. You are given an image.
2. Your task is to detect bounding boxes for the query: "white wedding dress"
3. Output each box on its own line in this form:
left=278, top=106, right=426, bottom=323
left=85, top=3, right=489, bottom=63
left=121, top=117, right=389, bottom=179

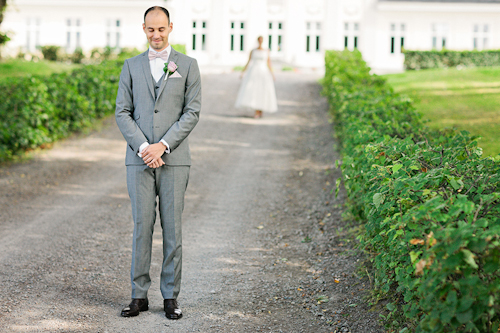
left=235, top=49, right=278, bottom=113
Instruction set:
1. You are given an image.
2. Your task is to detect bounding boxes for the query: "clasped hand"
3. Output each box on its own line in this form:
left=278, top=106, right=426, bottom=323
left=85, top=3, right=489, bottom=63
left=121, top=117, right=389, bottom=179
left=142, top=143, right=166, bottom=168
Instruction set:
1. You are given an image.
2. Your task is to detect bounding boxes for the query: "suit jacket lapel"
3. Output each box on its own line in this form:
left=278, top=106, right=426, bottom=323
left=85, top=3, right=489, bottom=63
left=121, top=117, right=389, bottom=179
left=156, top=48, right=179, bottom=102
left=140, top=50, right=155, bottom=99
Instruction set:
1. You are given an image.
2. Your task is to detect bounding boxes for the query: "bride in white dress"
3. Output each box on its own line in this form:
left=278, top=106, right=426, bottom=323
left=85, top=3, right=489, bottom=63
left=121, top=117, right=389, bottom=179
left=235, top=36, right=278, bottom=118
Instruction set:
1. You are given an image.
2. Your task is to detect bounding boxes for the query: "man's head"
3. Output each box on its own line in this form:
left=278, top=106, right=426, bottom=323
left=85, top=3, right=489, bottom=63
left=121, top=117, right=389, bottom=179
left=143, top=6, right=172, bottom=51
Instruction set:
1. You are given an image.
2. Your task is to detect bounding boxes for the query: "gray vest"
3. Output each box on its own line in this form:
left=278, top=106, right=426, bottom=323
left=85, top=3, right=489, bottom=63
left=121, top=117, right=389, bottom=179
left=154, top=73, right=166, bottom=100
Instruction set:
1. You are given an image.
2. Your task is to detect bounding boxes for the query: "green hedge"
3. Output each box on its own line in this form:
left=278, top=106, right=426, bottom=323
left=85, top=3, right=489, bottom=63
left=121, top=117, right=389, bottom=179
left=322, top=49, right=500, bottom=332
left=0, top=61, right=122, bottom=161
left=40, top=45, right=61, bottom=61
left=171, top=44, right=186, bottom=55
left=404, top=50, right=500, bottom=70
left=0, top=46, right=188, bottom=161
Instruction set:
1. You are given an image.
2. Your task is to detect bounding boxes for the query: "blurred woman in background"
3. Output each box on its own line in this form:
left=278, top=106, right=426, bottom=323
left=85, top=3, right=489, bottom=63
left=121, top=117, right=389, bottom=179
left=235, top=36, right=278, bottom=118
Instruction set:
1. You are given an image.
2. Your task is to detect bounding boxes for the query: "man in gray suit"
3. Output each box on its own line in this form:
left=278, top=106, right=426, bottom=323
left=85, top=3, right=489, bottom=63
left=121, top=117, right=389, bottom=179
left=115, top=6, right=201, bottom=320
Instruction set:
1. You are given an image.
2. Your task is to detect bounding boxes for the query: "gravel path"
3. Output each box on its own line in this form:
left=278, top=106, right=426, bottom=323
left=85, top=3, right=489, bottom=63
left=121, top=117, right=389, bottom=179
left=0, top=72, right=383, bottom=332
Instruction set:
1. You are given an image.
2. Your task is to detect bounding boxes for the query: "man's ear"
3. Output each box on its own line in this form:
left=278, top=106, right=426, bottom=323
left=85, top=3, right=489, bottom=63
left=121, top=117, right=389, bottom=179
left=142, top=23, right=146, bottom=33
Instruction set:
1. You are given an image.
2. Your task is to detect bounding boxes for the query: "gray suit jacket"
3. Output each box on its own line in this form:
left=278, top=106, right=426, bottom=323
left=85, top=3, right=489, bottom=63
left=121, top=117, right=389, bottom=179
left=115, top=48, right=201, bottom=166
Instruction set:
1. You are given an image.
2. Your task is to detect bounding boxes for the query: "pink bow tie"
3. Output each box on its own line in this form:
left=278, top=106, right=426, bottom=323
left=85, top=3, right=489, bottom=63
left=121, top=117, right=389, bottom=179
left=148, top=49, right=169, bottom=61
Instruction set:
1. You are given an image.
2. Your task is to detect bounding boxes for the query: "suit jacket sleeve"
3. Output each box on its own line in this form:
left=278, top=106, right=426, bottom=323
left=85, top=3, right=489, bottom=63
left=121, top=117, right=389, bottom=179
left=115, top=59, right=149, bottom=153
left=161, top=58, right=201, bottom=151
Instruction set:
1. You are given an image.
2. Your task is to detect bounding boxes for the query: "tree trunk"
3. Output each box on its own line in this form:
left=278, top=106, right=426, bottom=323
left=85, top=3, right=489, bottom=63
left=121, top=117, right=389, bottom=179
left=0, top=0, right=7, bottom=26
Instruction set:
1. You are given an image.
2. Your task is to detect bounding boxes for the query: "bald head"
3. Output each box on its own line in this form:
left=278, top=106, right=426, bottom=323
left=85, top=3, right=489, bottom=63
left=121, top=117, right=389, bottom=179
left=144, top=6, right=170, bottom=24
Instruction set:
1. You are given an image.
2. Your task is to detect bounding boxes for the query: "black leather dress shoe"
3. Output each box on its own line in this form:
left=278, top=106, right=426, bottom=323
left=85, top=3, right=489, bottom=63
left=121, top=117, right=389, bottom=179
left=121, top=298, right=148, bottom=317
left=164, top=299, right=182, bottom=319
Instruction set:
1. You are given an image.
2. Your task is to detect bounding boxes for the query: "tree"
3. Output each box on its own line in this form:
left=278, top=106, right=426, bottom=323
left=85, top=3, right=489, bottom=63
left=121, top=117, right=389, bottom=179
left=0, top=0, right=9, bottom=46
left=0, top=0, right=6, bottom=24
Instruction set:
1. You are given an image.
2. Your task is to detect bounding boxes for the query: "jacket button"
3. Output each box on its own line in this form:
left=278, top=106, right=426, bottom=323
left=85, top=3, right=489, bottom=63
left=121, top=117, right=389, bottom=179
left=154, top=109, right=159, bottom=113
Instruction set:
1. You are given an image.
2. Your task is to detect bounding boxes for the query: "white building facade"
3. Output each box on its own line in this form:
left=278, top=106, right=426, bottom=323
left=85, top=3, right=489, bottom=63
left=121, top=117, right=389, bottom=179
left=2, top=0, right=500, bottom=71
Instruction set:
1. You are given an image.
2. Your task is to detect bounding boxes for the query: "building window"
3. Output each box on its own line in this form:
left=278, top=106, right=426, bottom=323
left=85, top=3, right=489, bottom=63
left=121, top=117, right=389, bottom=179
left=431, top=23, right=448, bottom=51
left=106, top=18, right=121, bottom=49
left=306, top=21, right=321, bottom=52
left=26, top=17, right=41, bottom=52
left=268, top=21, right=283, bottom=52
left=230, top=21, right=245, bottom=52
left=66, top=18, right=82, bottom=51
left=66, top=32, right=71, bottom=49
left=66, top=19, right=72, bottom=49
left=116, top=21, right=121, bottom=48
left=473, top=23, right=490, bottom=50
left=192, top=20, right=207, bottom=51
left=390, top=22, right=406, bottom=54
left=36, top=18, right=41, bottom=48
left=344, top=22, right=360, bottom=51
left=106, top=32, right=110, bottom=47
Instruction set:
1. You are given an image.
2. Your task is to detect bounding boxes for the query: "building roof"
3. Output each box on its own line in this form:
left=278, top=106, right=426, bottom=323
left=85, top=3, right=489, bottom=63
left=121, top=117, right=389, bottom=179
left=380, top=0, right=500, bottom=2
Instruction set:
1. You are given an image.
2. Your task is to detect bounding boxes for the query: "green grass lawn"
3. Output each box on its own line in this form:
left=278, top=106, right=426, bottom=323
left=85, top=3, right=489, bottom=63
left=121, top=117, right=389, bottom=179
left=0, top=59, right=79, bottom=80
left=383, top=66, right=500, bottom=157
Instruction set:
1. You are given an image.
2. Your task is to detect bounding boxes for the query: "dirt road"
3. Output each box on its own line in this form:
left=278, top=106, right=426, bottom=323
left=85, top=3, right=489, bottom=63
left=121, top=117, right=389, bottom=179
left=0, top=72, right=383, bottom=332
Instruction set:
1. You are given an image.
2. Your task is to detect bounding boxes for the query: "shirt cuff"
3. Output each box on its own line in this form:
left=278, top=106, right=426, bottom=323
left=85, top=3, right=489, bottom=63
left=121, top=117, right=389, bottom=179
left=137, top=142, right=149, bottom=158
left=160, top=139, right=171, bottom=154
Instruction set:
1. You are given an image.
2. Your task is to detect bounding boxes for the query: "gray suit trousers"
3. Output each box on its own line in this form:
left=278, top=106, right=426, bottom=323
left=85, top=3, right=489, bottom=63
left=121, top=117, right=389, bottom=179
left=126, top=164, right=189, bottom=299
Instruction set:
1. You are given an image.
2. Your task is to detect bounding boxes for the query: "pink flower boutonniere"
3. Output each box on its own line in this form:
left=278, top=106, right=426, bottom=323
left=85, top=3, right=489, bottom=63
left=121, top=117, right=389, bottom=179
left=163, top=61, right=178, bottom=80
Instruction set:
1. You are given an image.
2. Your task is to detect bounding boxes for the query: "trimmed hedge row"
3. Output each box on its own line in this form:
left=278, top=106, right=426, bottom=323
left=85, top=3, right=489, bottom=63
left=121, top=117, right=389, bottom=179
left=0, top=61, right=122, bottom=161
left=0, top=45, right=187, bottom=162
left=404, top=50, right=500, bottom=70
left=322, top=50, right=500, bottom=332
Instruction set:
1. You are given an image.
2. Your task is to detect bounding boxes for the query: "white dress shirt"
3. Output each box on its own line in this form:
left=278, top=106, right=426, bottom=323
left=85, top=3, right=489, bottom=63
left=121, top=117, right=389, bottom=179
left=138, top=45, right=172, bottom=158
left=150, top=45, right=171, bottom=82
